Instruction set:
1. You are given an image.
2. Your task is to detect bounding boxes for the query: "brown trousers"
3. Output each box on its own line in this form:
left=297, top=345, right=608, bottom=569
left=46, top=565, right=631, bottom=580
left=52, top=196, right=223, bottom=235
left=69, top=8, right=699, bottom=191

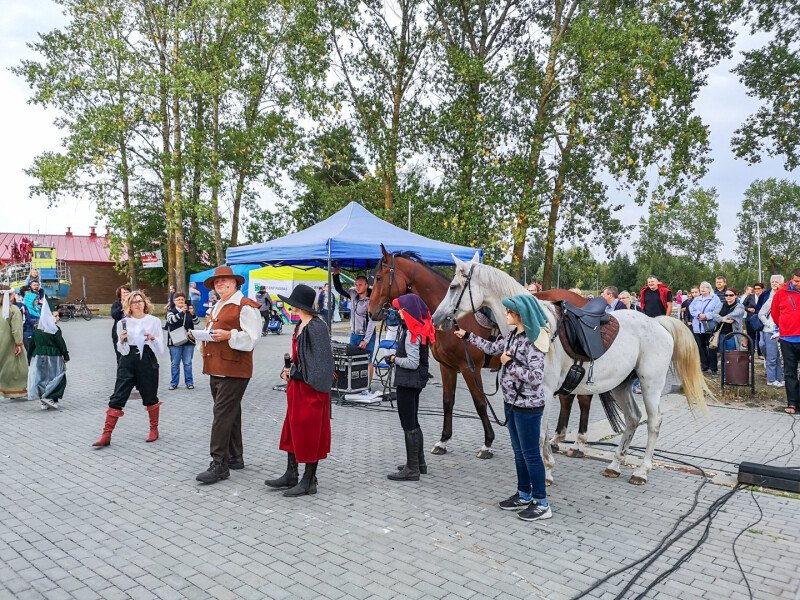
left=209, top=376, right=250, bottom=465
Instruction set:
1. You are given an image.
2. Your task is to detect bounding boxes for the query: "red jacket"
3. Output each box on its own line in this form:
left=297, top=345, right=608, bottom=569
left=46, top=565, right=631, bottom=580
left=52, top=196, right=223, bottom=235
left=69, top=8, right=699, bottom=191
left=639, top=283, right=671, bottom=313
left=771, top=282, right=800, bottom=338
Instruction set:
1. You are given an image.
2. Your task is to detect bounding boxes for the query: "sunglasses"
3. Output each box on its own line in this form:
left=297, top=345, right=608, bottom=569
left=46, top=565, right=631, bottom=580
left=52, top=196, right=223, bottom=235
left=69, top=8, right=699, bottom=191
left=724, top=294, right=735, bottom=297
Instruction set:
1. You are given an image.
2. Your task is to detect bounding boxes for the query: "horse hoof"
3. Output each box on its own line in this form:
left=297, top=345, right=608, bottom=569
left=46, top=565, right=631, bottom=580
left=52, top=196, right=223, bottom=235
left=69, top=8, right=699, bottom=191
left=629, top=475, right=647, bottom=485
left=545, top=479, right=554, bottom=487
left=567, top=449, right=585, bottom=459
left=431, top=446, right=447, bottom=455
left=602, top=468, right=621, bottom=479
left=476, top=449, right=494, bottom=459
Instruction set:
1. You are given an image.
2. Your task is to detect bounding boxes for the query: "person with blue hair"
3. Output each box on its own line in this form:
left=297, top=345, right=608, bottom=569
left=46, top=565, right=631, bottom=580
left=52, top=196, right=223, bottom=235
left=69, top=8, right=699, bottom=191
left=454, top=293, right=552, bottom=521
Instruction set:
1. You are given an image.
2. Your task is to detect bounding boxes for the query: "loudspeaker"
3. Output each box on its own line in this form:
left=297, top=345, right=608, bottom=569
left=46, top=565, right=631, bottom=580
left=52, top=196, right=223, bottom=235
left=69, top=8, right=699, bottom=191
left=737, top=462, right=800, bottom=493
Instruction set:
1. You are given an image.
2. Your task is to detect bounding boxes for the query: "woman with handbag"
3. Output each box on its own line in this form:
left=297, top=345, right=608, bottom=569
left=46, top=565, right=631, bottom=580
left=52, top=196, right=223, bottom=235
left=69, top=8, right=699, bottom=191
left=758, top=275, right=785, bottom=387
left=708, top=288, right=746, bottom=372
left=265, top=284, right=334, bottom=497
left=689, top=281, right=722, bottom=375
left=166, top=292, right=199, bottom=390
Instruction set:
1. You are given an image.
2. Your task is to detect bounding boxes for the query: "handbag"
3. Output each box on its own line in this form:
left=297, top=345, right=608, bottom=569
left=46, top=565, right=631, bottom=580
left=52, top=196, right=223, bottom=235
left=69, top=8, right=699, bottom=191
left=708, top=328, right=721, bottom=350
left=170, top=326, right=189, bottom=346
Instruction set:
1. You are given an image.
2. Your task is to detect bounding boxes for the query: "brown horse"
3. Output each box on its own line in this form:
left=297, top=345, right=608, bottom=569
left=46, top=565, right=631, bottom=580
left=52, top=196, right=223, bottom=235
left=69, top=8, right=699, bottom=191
left=368, top=246, right=499, bottom=458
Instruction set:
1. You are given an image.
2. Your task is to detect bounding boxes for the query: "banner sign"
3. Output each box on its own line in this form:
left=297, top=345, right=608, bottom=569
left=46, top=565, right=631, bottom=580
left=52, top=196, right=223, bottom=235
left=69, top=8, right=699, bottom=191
left=140, top=250, right=163, bottom=269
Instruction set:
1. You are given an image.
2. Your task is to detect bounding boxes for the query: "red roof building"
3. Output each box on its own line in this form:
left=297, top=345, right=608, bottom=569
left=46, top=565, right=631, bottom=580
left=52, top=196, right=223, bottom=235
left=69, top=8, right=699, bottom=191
left=0, top=228, right=166, bottom=305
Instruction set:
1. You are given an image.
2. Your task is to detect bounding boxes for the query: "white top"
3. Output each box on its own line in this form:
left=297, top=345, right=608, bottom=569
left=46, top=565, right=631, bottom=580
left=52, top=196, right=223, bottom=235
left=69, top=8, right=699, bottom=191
left=116, top=314, right=165, bottom=357
left=207, top=291, right=261, bottom=352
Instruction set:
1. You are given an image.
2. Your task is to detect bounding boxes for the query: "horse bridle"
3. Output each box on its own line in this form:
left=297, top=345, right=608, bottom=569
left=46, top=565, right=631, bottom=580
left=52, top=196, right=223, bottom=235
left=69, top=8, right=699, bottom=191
left=449, top=263, right=478, bottom=321
left=376, top=253, right=415, bottom=316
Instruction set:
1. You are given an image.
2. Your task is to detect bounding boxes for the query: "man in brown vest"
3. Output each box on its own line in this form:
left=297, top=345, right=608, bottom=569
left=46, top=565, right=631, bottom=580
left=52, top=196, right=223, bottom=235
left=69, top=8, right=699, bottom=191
left=195, top=267, right=262, bottom=484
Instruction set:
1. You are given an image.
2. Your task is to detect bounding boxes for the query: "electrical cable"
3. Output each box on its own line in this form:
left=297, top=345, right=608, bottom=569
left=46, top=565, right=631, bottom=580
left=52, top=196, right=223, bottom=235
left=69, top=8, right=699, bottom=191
left=731, top=486, right=763, bottom=600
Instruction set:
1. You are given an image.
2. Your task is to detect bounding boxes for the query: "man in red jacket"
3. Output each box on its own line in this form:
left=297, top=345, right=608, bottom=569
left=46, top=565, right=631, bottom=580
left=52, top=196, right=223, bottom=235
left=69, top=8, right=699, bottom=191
left=639, top=276, right=673, bottom=318
left=770, top=269, right=800, bottom=414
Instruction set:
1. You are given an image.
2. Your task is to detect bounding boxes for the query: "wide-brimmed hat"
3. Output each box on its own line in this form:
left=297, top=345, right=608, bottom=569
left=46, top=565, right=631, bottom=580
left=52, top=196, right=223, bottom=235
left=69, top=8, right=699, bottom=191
left=203, top=266, right=245, bottom=290
left=278, top=284, right=318, bottom=314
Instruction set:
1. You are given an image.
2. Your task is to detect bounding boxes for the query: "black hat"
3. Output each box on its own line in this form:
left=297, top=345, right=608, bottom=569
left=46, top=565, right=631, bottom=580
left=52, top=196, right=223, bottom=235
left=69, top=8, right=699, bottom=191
left=278, top=284, right=318, bottom=314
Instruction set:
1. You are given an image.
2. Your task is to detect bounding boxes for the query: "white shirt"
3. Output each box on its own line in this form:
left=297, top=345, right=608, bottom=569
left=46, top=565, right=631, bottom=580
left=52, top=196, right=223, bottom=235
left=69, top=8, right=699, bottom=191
left=116, top=314, right=165, bottom=357
left=207, top=291, right=261, bottom=352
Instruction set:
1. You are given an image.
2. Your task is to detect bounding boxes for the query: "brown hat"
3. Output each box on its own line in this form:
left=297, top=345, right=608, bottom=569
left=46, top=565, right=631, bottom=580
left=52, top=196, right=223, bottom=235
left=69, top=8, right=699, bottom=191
left=203, top=266, right=245, bottom=290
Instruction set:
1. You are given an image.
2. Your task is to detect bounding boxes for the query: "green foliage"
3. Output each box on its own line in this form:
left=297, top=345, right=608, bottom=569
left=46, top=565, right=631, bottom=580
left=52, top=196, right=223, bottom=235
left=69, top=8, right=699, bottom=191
left=607, top=253, right=639, bottom=293
left=736, top=179, right=800, bottom=277
left=733, top=0, right=800, bottom=170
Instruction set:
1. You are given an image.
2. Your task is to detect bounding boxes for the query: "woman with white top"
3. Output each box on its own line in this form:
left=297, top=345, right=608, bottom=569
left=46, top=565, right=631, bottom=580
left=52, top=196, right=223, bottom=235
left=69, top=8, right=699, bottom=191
left=758, top=275, right=785, bottom=387
left=93, top=290, right=164, bottom=447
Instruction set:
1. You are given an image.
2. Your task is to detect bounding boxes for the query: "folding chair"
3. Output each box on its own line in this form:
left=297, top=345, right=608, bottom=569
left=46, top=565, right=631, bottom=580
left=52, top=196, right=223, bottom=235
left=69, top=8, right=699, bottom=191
left=373, top=338, right=398, bottom=407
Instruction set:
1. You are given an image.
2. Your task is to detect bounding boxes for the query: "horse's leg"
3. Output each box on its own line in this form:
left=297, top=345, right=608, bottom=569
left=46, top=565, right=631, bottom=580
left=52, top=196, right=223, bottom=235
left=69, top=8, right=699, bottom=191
left=433, top=365, right=457, bottom=455
left=538, top=401, right=556, bottom=486
left=549, top=394, right=573, bottom=452
left=629, top=370, right=667, bottom=485
left=458, top=367, right=496, bottom=459
left=567, top=395, right=591, bottom=458
left=603, top=382, right=641, bottom=479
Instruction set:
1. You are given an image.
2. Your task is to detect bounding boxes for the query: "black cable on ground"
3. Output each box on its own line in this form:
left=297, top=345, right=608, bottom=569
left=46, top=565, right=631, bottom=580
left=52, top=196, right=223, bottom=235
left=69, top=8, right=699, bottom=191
left=731, top=486, right=764, bottom=600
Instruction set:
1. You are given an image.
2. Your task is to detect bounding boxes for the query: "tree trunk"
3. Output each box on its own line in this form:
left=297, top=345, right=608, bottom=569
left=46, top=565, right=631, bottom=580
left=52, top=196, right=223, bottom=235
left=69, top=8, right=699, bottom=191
left=172, top=25, right=186, bottom=291
left=230, top=170, right=246, bottom=247
left=158, top=24, right=174, bottom=288
left=118, top=134, right=138, bottom=289
left=510, top=0, right=565, bottom=279
left=210, top=95, right=224, bottom=264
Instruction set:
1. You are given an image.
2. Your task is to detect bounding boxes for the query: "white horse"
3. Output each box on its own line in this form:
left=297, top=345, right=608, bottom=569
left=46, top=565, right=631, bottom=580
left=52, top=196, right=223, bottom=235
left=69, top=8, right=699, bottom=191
left=431, top=253, right=710, bottom=485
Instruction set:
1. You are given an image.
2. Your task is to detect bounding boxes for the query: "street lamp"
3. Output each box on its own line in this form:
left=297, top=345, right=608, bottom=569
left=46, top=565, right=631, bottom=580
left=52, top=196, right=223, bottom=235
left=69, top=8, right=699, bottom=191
left=755, top=217, right=763, bottom=284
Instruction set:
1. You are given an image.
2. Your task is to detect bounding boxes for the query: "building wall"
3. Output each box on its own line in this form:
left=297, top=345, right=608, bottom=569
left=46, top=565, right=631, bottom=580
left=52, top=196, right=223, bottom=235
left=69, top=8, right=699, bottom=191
left=67, top=263, right=168, bottom=305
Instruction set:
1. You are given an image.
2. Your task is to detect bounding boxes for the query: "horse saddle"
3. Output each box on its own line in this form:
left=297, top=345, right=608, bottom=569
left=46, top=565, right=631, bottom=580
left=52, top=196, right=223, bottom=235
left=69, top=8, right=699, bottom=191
left=558, top=299, right=620, bottom=362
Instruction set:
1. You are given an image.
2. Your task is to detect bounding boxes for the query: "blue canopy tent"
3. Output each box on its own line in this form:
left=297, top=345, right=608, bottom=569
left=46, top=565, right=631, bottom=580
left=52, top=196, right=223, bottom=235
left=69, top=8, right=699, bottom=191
left=189, top=263, right=260, bottom=317
left=225, top=202, right=482, bottom=268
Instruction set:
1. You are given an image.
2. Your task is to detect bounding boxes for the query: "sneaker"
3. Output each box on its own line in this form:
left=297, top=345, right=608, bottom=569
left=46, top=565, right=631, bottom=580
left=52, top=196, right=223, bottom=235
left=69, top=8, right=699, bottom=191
left=40, top=402, right=48, bottom=411
left=774, top=381, right=785, bottom=388
left=517, top=503, right=552, bottom=521
left=41, top=398, right=59, bottom=409
left=499, top=493, right=532, bottom=511
left=168, top=385, right=178, bottom=390
left=186, top=384, right=194, bottom=390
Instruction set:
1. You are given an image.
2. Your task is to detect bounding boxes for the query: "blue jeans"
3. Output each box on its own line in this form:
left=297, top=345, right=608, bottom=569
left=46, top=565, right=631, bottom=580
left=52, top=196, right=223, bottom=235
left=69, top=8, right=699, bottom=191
left=169, top=344, right=195, bottom=386
left=504, top=403, right=546, bottom=501
left=350, top=332, right=376, bottom=357
left=760, top=334, right=784, bottom=383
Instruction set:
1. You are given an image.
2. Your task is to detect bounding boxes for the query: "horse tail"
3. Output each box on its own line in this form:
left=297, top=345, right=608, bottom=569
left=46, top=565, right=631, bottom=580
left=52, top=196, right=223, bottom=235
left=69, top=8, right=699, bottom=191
left=655, top=316, right=712, bottom=414
left=599, top=392, right=625, bottom=433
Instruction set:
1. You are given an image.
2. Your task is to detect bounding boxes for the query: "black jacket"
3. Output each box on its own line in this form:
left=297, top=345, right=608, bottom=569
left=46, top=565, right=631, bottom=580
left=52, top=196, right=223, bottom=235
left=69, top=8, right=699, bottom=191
left=393, top=327, right=430, bottom=390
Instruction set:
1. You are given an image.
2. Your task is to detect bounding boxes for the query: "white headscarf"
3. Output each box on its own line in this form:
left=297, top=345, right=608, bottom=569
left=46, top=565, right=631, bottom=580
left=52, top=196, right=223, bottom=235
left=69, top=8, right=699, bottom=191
left=37, top=295, right=58, bottom=334
left=1, top=290, right=9, bottom=320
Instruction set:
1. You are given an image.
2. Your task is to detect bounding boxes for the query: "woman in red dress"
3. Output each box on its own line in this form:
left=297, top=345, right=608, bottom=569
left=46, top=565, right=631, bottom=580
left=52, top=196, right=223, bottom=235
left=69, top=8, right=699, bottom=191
left=265, top=284, right=334, bottom=497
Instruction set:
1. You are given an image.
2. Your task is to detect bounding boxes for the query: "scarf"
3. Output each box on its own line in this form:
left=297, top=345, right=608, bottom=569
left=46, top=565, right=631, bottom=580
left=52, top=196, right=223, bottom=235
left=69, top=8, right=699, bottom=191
left=501, top=294, right=551, bottom=353
left=391, top=293, right=435, bottom=345
left=719, top=298, right=738, bottom=318
left=37, top=296, right=58, bottom=334
left=1, top=290, right=9, bottom=320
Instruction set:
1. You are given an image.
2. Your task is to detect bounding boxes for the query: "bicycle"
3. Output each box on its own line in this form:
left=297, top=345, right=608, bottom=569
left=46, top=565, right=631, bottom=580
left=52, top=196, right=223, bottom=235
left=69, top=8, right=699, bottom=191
left=57, top=297, right=92, bottom=322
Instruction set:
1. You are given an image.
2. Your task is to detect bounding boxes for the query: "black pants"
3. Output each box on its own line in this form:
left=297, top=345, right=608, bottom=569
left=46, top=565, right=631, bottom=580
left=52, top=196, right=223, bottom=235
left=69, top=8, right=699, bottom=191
left=260, top=310, right=270, bottom=334
left=780, top=341, right=800, bottom=408
left=396, top=386, right=422, bottom=432
left=694, top=332, right=714, bottom=372
left=209, top=376, right=250, bottom=464
left=109, top=347, right=160, bottom=409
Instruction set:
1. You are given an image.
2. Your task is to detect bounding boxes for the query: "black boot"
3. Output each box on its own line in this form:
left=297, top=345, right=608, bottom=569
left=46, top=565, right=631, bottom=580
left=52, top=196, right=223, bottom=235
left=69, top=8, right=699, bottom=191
left=229, top=455, right=245, bottom=470
left=397, top=428, right=427, bottom=474
left=389, top=429, right=420, bottom=481
left=265, top=453, right=299, bottom=488
left=196, top=461, right=229, bottom=484
left=284, top=462, right=318, bottom=497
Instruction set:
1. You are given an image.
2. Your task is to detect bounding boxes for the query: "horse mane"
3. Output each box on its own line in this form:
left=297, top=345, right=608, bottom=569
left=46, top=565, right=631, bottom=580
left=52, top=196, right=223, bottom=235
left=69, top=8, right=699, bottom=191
left=473, top=263, right=528, bottom=298
left=392, top=251, right=450, bottom=283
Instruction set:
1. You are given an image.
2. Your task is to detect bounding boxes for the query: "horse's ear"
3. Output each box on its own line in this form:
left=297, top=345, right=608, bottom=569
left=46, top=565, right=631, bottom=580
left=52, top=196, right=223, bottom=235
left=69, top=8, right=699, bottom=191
left=380, top=243, right=389, bottom=258
left=452, top=254, right=465, bottom=271
left=470, top=251, right=481, bottom=264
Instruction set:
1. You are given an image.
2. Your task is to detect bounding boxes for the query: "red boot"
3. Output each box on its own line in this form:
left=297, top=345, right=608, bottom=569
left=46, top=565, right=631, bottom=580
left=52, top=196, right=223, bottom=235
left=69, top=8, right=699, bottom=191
left=146, top=402, right=161, bottom=442
left=92, top=408, right=124, bottom=447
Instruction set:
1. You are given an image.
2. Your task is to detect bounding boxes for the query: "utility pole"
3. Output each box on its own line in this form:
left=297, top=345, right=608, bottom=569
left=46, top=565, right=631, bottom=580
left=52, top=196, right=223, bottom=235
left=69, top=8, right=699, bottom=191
left=756, top=218, right=763, bottom=283
left=407, top=200, right=412, bottom=231
left=556, top=263, right=561, bottom=288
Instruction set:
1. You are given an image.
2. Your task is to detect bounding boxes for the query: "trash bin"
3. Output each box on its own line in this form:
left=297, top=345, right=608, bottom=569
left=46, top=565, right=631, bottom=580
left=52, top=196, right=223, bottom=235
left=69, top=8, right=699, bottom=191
left=724, top=350, right=750, bottom=385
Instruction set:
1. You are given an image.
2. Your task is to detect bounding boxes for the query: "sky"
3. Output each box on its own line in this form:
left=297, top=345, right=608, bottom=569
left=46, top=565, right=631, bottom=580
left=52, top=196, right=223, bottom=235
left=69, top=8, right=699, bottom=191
left=0, top=2, right=796, bottom=261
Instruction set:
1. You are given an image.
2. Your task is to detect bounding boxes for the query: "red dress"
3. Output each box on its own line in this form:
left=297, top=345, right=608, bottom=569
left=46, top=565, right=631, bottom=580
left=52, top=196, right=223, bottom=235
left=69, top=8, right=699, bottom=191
left=279, top=333, right=331, bottom=462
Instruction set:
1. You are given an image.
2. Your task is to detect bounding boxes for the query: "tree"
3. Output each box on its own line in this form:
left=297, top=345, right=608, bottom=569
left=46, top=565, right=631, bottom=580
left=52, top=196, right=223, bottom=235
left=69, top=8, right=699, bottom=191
left=736, top=179, right=800, bottom=277
left=607, top=253, right=638, bottom=293
left=733, top=0, right=800, bottom=170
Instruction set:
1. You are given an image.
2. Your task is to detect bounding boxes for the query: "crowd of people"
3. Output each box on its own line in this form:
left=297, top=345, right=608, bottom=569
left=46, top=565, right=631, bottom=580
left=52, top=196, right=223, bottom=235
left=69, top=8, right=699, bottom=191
left=4, top=263, right=800, bottom=522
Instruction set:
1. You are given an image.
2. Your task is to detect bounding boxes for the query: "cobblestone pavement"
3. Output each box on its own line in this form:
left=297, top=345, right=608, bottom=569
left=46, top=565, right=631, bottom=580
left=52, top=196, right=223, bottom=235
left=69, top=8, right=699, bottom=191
left=0, top=320, right=798, bottom=600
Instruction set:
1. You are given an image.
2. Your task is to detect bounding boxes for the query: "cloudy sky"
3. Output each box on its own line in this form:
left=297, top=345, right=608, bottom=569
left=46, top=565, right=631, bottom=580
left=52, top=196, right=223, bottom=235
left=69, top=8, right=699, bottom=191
left=0, top=2, right=796, bottom=260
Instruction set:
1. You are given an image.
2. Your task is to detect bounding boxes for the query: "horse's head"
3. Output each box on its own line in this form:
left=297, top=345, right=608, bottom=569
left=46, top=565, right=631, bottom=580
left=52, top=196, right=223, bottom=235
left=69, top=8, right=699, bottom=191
left=368, top=244, right=416, bottom=321
left=431, top=251, right=483, bottom=330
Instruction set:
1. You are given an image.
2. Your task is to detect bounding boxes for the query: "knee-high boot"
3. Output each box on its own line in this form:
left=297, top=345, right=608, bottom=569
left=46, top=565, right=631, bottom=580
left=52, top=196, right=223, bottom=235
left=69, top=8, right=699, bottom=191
left=92, top=408, right=124, bottom=447
left=388, top=429, right=420, bottom=481
left=265, top=453, right=299, bottom=489
left=284, top=461, right=318, bottom=496
left=145, top=402, right=161, bottom=442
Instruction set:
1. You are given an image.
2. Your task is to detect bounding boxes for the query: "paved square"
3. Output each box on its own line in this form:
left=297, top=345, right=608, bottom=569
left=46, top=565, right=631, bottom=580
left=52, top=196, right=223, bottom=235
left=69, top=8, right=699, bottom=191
left=0, top=319, right=798, bottom=599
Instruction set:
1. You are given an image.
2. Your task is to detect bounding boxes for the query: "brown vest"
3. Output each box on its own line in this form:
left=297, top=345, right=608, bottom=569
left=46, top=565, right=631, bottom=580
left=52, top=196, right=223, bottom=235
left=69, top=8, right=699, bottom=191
left=202, top=297, right=261, bottom=378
